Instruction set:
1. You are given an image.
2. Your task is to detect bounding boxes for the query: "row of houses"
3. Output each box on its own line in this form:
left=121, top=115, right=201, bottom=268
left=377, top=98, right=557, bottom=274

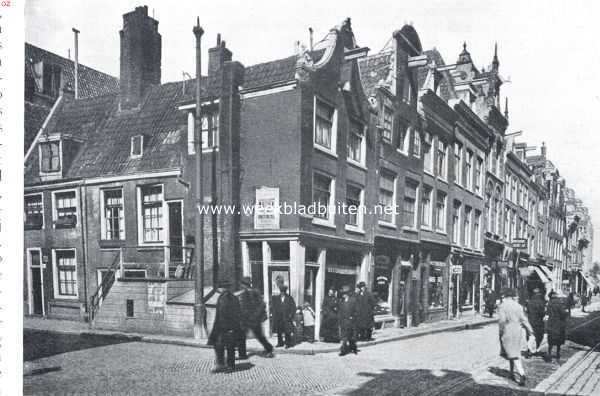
left=24, top=6, right=594, bottom=338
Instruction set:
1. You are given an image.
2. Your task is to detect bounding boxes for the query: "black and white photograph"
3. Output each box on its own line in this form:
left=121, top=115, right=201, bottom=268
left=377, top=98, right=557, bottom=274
left=14, top=0, right=600, bottom=394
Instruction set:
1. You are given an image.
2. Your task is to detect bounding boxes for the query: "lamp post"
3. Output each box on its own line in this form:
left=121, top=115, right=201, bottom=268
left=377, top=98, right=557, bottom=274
left=193, top=17, right=207, bottom=340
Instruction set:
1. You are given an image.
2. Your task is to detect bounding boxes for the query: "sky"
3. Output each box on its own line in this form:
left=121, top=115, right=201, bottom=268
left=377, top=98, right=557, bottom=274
left=25, top=0, right=600, bottom=261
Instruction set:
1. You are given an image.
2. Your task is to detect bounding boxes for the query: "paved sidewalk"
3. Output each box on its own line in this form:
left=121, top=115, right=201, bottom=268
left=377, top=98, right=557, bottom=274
left=24, top=314, right=497, bottom=356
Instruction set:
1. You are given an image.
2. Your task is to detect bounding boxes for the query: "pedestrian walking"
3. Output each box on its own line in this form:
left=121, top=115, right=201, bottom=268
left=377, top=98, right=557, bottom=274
left=237, top=276, right=273, bottom=359
left=338, top=285, right=358, bottom=356
left=566, top=291, right=574, bottom=316
left=484, top=286, right=497, bottom=318
left=526, top=288, right=546, bottom=354
left=355, top=282, right=376, bottom=341
left=320, top=287, right=339, bottom=342
left=497, top=288, right=533, bottom=386
left=546, top=291, right=568, bottom=362
left=302, top=302, right=316, bottom=343
left=581, top=292, right=588, bottom=313
left=271, top=285, right=296, bottom=348
left=208, top=279, right=242, bottom=373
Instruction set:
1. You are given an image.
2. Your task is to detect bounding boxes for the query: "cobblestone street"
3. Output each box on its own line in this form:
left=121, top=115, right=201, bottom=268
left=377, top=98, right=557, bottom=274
left=24, top=303, right=600, bottom=396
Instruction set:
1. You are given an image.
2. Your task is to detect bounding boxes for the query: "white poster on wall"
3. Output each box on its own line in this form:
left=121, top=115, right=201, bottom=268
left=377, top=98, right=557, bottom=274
left=254, top=186, right=280, bottom=230
left=148, top=282, right=167, bottom=318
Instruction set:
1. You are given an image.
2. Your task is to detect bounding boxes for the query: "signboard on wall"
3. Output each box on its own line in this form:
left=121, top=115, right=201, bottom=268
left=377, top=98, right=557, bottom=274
left=254, top=187, right=280, bottom=230
left=451, top=265, right=463, bottom=275
left=148, top=282, right=167, bottom=318
left=511, top=238, right=528, bottom=250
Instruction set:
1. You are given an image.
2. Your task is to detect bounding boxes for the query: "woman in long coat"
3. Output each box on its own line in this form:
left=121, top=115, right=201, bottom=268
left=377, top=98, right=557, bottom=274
left=320, top=288, right=339, bottom=342
left=526, top=289, right=546, bottom=353
left=546, top=291, right=568, bottom=361
left=498, top=289, right=533, bottom=386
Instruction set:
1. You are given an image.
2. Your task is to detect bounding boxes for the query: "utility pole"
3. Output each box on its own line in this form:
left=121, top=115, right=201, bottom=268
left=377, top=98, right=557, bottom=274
left=72, top=28, right=80, bottom=99
left=193, top=17, right=207, bottom=340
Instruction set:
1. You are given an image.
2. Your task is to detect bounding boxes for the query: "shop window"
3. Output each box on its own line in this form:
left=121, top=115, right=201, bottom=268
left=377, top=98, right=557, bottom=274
left=428, top=265, right=444, bottom=308
left=25, top=194, right=44, bottom=230
left=435, top=191, right=447, bottom=232
left=378, top=169, right=396, bottom=225
left=139, top=185, right=163, bottom=243
left=102, top=189, right=124, bottom=240
left=403, top=179, right=418, bottom=228
left=314, top=98, right=336, bottom=153
left=381, top=106, right=393, bottom=143
left=53, top=249, right=77, bottom=298
left=53, top=190, right=77, bottom=228
left=345, top=184, right=363, bottom=229
left=40, top=141, right=61, bottom=173
left=421, top=185, right=432, bottom=228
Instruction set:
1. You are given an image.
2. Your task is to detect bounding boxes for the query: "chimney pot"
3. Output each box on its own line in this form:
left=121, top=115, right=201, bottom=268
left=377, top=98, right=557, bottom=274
left=208, top=35, right=232, bottom=75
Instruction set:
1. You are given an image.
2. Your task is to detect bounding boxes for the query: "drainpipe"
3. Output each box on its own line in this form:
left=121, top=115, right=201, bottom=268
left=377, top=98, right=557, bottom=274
left=79, top=183, right=89, bottom=321
left=72, top=28, right=80, bottom=99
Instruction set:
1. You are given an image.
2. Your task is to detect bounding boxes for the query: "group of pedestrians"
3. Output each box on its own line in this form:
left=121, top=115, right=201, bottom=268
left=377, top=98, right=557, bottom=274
left=497, top=287, right=569, bottom=387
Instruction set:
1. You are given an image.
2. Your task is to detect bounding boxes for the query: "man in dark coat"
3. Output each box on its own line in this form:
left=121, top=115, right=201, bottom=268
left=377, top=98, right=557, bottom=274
left=338, top=285, right=358, bottom=356
left=320, top=287, right=339, bottom=342
left=484, top=286, right=497, bottom=318
left=355, top=282, right=376, bottom=341
left=271, top=285, right=296, bottom=348
left=208, top=279, right=242, bottom=373
left=237, top=276, right=273, bottom=359
left=547, top=291, right=568, bottom=362
left=526, top=288, right=546, bottom=354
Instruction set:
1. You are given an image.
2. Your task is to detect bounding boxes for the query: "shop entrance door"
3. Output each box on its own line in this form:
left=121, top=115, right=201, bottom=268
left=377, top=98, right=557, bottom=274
left=167, top=201, right=183, bottom=263
left=28, top=249, right=44, bottom=315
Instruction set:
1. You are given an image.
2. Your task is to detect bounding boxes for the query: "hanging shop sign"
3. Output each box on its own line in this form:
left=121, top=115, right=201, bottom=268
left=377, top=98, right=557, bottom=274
left=147, top=282, right=167, bottom=318
left=254, top=187, right=280, bottom=230
left=511, top=238, right=528, bottom=250
left=451, top=265, right=463, bottom=275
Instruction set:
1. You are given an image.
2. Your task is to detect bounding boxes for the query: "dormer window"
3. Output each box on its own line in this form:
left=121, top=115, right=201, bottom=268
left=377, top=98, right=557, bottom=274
left=40, top=141, right=61, bottom=173
left=34, top=61, right=62, bottom=98
left=314, top=97, right=337, bottom=155
left=131, top=135, right=144, bottom=158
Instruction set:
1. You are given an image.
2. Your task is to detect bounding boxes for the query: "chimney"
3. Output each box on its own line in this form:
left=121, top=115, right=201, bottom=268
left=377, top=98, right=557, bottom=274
left=208, top=34, right=232, bottom=75
left=119, top=6, right=161, bottom=110
left=541, top=142, right=547, bottom=158
left=72, top=28, right=80, bottom=99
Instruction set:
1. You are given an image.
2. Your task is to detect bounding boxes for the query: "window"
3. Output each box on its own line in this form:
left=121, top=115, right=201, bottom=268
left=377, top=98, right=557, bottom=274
left=474, top=157, right=483, bottom=193
left=465, top=150, right=473, bottom=190
left=505, top=175, right=511, bottom=200
left=412, top=131, right=421, bottom=157
left=491, top=144, right=497, bottom=174
left=53, top=190, right=77, bottom=228
left=54, top=249, right=77, bottom=298
left=421, top=186, right=432, bottom=228
left=42, top=63, right=62, bottom=98
left=102, top=189, right=124, bottom=240
left=452, top=200, right=461, bottom=244
left=314, top=98, right=336, bottom=152
left=345, top=184, right=363, bottom=229
left=511, top=177, right=517, bottom=203
left=131, top=135, right=143, bottom=158
left=201, top=112, right=219, bottom=150
left=435, top=191, right=447, bottom=232
left=464, top=206, right=472, bottom=247
left=428, top=265, right=445, bottom=308
left=382, top=106, right=393, bottom=143
left=378, top=169, right=396, bottom=225
left=40, top=141, right=61, bottom=173
left=25, top=194, right=44, bottom=230
left=511, top=210, right=517, bottom=240
left=436, top=140, right=448, bottom=179
left=403, top=179, right=418, bottom=228
left=140, top=185, right=164, bottom=243
left=397, top=124, right=410, bottom=154
left=474, top=210, right=481, bottom=249
left=453, top=142, right=462, bottom=185
left=402, top=75, right=412, bottom=103
left=423, top=133, right=433, bottom=173
left=313, top=172, right=334, bottom=222
left=504, top=206, right=510, bottom=240
left=347, top=122, right=365, bottom=165
left=187, top=112, right=195, bottom=155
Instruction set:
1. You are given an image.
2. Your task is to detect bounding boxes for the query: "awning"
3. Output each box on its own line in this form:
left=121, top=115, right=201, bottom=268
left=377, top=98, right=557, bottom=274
left=537, top=265, right=554, bottom=280
left=581, top=272, right=598, bottom=287
left=531, top=266, right=552, bottom=284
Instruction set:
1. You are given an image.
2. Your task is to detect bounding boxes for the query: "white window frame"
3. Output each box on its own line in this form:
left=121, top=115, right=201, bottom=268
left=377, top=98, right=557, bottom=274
left=474, top=210, right=482, bottom=249
left=452, top=201, right=461, bottom=245
left=412, top=130, right=421, bottom=158
left=52, top=248, right=78, bottom=299
left=396, top=124, right=411, bottom=155
left=38, top=138, right=63, bottom=175
left=345, top=184, right=365, bottom=233
left=436, top=139, right=448, bottom=181
left=201, top=111, right=220, bottom=152
left=347, top=123, right=367, bottom=168
left=51, top=188, right=78, bottom=229
left=137, top=183, right=166, bottom=246
left=423, top=133, right=434, bottom=175
left=130, top=135, right=144, bottom=158
left=25, top=193, right=45, bottom=230
left=378, top=169, right=397, bottom=228
left=465, top=149, right=473, bottom=191
left=100, top=188, right=125, bottom=241
left=27, top=247, right=45, bottom=315
left=402, top=179, right=419, bottom=230
left=312, top=171, right=336, bottom=228
left=313, top=96, right=338, bottom=157
left=464, top=206, right=472, bottom=248
left=435, top=190, right=447, bottom=233
left=421, top=185, right=433, bottom=230
left=187, top=111, right=195, bottom=155
left=454, top=142, right=463, bottom=186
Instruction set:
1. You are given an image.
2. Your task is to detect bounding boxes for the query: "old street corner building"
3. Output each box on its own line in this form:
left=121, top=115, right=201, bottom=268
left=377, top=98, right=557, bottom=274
left=24, top=6, right=593, bottom=338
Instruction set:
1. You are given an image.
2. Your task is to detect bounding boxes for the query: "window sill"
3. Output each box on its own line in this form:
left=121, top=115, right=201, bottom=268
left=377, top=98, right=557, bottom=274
left=347, top=159, right=367, bottom=171
left=396, top=148, right=409, bottom=156
left=435, top=230, right=447, bottom=236
left=312, top=218, right=336, bottom=229
left=402, top=226, right=418, bottom=234
left=52, top=294, right=79, bottom=300
left=421, top=225, right=433, bottom=231
left=345, top=225, right=365, bottom=234
left=378, top=220, right=397, bottom=229
left=99, top=240, right=126, bottom=249
left=423, top=169, right=435, bottom=178
left=314, top=144, right=338, bottom=159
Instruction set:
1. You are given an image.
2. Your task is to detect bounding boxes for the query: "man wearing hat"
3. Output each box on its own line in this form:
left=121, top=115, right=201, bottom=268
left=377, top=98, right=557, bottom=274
left=238, top=276, right=273, bottom=358
left=338, top=285, right=358, bottom=356
left=208, top=278, right=242, bottom=373
left=355, top=281, right=376, bottom=341
left=271, top=284, right=296, bottom=348
left=526, top=288, right=546, bottom=355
